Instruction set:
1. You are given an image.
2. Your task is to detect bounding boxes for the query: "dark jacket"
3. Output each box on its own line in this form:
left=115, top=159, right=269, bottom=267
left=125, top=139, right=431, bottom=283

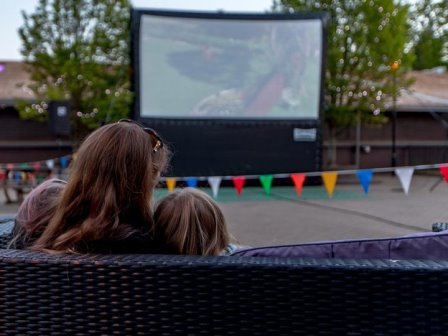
left=77, top=232, right=169, bottom=254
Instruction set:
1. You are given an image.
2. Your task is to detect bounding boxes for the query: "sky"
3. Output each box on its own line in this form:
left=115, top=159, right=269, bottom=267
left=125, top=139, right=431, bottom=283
left=0, top=0, right=273, bottom=61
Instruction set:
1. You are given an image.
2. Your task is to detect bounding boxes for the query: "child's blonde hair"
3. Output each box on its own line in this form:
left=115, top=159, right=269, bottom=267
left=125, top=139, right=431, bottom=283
left=153, top=188, right=230, bottom=256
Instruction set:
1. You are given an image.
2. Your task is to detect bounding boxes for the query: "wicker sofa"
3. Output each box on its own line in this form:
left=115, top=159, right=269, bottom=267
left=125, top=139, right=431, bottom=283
left=1, top=219, right=448, bottom=335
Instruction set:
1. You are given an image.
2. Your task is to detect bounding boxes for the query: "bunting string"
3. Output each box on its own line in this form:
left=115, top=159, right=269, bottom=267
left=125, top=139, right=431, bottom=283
left=155, top=162, right=448, bottom=198
left=157, top=163, right=448, bottom=181
left=1, top=154, right=448, bottom=199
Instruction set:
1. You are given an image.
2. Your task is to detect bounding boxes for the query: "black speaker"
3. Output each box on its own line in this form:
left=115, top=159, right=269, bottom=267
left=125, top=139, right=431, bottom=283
left=48, top=101, right=71, bottom=136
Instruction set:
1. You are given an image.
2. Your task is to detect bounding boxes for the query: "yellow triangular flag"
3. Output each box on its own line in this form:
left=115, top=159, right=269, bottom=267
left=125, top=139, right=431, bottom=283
left=166, top=177, right=176, bottom=192
left=321, top=171, right=338, bottom=198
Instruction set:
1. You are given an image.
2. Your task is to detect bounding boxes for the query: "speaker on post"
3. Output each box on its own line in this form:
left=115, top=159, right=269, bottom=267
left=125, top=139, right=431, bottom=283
left=48, top=100, right=71, bottom=136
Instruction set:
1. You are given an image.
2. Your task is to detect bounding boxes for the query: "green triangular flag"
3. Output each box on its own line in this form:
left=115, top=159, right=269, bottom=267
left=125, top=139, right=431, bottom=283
left=259, top=175, right=273, bottom=195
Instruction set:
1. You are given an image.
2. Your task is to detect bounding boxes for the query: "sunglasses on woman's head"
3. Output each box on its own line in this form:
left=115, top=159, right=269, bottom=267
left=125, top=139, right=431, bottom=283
left=117, top=119, right=163, bottom=153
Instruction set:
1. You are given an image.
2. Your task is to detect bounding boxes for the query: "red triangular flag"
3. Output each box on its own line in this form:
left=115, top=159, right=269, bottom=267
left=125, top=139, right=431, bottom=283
left=440, top=166, right=448, bottom=183
left=32, top=162, right=41, bottom=171
left=233, top=176, right=246, bottom=195
left=291, top=174, right=306, bottom=197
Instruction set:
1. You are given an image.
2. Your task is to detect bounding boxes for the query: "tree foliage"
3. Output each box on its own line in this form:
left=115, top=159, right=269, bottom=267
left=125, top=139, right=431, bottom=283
left=18, top=0, right=132, bottom=137
left=273, top=0, right=414, bottom=165
left=411, top=0, right=447, bottom=69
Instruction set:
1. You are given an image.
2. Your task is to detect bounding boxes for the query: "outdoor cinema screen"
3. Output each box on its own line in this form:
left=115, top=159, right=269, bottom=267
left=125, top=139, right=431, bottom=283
left=137, top=12, right=323, bottom=120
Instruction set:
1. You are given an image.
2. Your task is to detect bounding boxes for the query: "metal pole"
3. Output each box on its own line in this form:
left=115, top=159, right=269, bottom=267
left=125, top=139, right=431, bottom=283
left=355, top=110, right=361, bottom=168
left=391, top=71, right=397, bottom=168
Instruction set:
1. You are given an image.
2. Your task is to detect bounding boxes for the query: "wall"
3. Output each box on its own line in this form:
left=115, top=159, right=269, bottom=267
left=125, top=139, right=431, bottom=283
left=0, top=107, right=72, bottom=163
left=322, top=111, right=448, bottom=169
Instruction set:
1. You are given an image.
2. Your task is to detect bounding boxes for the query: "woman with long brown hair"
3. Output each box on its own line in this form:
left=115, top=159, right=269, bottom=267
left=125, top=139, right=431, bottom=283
left=29, top=120, right=170, bottom=254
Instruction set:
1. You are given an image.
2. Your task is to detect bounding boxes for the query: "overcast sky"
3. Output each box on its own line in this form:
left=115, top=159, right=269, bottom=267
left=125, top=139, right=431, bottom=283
left=0, top=0, right=273, bottom=61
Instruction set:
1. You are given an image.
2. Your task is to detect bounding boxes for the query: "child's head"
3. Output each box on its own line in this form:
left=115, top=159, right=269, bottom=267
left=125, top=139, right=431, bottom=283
left=153, top=188, right=230, bottom=256
left=9, top=178, right=66, bottom=249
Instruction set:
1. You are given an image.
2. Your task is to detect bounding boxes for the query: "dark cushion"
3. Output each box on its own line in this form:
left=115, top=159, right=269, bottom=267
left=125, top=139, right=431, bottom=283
left=231, top=231, right=448, bottom=260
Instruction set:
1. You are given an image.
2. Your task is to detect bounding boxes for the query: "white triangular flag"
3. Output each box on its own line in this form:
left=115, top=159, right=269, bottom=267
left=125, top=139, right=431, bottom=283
left=208, top=176, right=222, bottom=199
left=46, top=159, right=55, bottom=169
left=395, top=167, right=414, bottom=195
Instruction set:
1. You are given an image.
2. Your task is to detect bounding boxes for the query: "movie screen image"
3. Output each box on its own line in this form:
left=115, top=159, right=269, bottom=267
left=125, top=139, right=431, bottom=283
left=138, top=14, right=323, bottom=119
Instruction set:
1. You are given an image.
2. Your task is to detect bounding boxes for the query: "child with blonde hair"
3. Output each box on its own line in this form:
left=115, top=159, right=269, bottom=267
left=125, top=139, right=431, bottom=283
left=153, top=188, right=237, bottom=256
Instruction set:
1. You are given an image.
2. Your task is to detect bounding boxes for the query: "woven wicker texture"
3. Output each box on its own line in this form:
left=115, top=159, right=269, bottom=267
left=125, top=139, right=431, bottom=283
left=1, top=249, right=448, bottom=335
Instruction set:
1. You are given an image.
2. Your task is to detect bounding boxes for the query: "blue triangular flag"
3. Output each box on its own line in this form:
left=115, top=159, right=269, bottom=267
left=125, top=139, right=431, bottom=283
left=60, top=156, right=69, bottom=169
left=356, top=170, right=373, bottom=194
left=186, top=177, right=198, bottom=188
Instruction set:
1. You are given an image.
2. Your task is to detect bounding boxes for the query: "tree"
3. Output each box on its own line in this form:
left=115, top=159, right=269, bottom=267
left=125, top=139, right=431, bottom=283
left=17, top=0, right=132, bottom=138
left=413, top=29, right=444, bottom=70
left=412, top=0, right=447, bottom=70
left=273, top=0, right=414, bottom=166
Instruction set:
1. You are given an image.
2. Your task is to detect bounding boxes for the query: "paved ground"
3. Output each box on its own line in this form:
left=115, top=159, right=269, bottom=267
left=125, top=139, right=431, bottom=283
left=162, top=173, right=448, bottom=246
left=2, top=173, right=448, bottom=247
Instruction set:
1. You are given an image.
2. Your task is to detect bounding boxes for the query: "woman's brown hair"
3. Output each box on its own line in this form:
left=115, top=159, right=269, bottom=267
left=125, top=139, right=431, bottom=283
left=32, top=121, right=169, bottom=253
left=153, top=188, right=230, bottom=256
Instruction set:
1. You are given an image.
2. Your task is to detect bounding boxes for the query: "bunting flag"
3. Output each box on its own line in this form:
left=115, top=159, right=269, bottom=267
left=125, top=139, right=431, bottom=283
left=395, top=167, right=414, bottom=195
left=291, top=173, right=306, bottom=197
left=440, top=166, right=448, bottom=183
left=2, top=154, right=448, bottom=199
left=356, top=170, right=373, bottom=194
left=322, top=171, right=338, bottom=198
left=259, top=175, right=273, bottom=195
left=233, top=176, right=246, bottom=195
left=60, top=156, right=69, bottom=169
left=166, top=177, right=177, bottom=192
left=46, top=159, right=55, bottom=169
left=208, top=176, right=222, bottom=199
left=186, top=177, right=198, bottom=188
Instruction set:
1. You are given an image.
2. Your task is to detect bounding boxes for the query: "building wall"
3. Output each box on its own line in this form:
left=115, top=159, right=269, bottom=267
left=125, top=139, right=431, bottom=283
left=323, top=111, right=448, bottom=169
left=0, top=107, right=72, bottom=163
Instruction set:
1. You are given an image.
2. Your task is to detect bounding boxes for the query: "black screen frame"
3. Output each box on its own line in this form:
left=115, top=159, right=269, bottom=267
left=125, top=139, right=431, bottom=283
left=130, top=9, right=329, bottom=177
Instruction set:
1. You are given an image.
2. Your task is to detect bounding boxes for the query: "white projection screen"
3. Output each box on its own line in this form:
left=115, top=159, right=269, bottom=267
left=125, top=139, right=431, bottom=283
left=131, top=10, right=328, bottom=177
left=136, top=12, right=324, bottom=120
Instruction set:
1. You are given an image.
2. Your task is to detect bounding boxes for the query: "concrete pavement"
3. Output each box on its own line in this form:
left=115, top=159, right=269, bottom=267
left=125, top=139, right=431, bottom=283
left=2, top=173, right=448, bottom=247
left=220, top=173, right=448, bottom=246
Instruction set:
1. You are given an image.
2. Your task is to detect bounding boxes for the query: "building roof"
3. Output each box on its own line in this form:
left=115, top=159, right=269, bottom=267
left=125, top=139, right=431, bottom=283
left=0, top=61, right=34, bottom=104
left=397, top=70, right=448, bottom=112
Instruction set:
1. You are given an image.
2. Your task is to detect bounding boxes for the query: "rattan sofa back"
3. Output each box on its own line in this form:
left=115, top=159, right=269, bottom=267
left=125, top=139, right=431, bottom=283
left=1, top=220, right=448, bottom=335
